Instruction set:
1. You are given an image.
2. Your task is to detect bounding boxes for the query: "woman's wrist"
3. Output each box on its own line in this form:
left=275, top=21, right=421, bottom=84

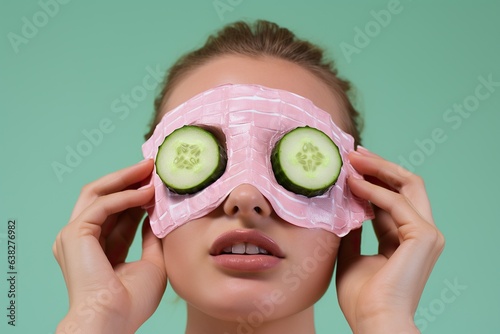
left=56, top=315, right=105, bottom=334
left=56, top=310, right=133, bottom=334
left=355, top=313, right=420, bottom=334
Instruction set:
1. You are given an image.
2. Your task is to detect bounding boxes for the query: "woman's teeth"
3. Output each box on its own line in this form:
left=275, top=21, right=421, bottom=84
left=222, top=243, right=270, bottom=255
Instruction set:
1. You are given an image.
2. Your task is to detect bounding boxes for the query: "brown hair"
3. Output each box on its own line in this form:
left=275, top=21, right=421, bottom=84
left=146, top=20, right=363, bottom=145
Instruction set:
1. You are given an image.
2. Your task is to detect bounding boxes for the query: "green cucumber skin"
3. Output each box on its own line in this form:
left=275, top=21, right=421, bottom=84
left=155, top=126, right=227, bottom=195
left=271, top=127, right=342, bottom=198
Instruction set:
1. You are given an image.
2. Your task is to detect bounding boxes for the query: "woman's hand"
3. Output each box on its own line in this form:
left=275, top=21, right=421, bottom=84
left=53, top=160, right=167, bottom=334
left=336, top=147, right=445, bottom=334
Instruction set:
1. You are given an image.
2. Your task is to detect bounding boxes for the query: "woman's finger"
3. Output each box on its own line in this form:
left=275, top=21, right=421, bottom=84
left=70, top=159, right=154, bottom=221
left=350, top=148, right=402, bottom=253
left=105, top=207, right=146, bottom=266
left=348, top=177, right=426, bottom=233
left=337, top=227, right=363, bottom=280
left=356, top=145, right=381, bottom=158
left=53, top=231, right=66, bottom=272
left=56, top=186, right=154, bottom=289
left=348, top=175, right=444, bottom=260
left=349, top=152, right=434, bottom=224
left=74, top=185, right=154, bottom=238
left=371, top=207, right=400, bottom=258
left=338, top=226, right=362, bottom=260
left=141, top=218, right=166, bottom=270
left=110, top=219, right=167, bottom=324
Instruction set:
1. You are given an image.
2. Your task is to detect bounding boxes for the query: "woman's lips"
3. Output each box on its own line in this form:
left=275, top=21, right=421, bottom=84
left=210, top=230, right=285, bottom=272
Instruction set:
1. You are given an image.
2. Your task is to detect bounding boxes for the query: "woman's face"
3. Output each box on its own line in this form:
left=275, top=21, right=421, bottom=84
left=161, top=55, right=343, bottom=323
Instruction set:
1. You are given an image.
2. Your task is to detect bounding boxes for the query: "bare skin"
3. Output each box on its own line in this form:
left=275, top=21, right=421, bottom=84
left=54, top=55, right=444, bottom=333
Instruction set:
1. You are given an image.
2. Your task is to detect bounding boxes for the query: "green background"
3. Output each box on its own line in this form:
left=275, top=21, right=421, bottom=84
left=1, top=0, right=499, bottom=333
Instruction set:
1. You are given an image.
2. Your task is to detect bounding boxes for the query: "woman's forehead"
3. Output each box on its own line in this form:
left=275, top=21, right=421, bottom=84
left=162, top=55, right=346, bottom=128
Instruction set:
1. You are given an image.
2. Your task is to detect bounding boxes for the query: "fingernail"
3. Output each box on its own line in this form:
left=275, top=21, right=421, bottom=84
left=357, top=145, right=380, bottom=158
left=357, top=146, right=370, bottom=154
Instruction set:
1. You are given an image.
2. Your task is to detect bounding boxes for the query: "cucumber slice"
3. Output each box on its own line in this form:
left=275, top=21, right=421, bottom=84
left=155, top=125, right=227, bottom=194
left=271, top=126, right=342, bottom=197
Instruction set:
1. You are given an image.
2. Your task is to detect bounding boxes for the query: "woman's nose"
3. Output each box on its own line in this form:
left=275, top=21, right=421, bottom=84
left=223, top=184, right=272, bottom=218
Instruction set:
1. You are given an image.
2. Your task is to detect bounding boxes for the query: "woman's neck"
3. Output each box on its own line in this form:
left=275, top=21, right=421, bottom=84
left=184, top=304, right=316, bottom=334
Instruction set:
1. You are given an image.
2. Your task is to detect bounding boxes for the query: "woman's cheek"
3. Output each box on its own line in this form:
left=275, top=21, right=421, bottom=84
left=280, top=231, right=340, bottom=301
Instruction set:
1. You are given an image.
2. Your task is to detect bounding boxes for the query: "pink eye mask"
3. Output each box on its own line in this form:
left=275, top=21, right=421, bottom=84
left=142, top=84, right=374, bottom=238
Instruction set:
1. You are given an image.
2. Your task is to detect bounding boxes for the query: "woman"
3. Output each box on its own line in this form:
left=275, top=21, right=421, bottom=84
left=53, top=20, right=444, bottom=333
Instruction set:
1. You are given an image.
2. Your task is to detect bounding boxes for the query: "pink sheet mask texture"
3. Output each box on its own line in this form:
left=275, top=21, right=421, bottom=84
left=142, top=84, right=374, bottom=238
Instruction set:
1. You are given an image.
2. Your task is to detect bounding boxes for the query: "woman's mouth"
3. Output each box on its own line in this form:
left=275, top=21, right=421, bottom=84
left=221, top=242, right=271, bottom=255
left=209, top=230, right=285, bottom=272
